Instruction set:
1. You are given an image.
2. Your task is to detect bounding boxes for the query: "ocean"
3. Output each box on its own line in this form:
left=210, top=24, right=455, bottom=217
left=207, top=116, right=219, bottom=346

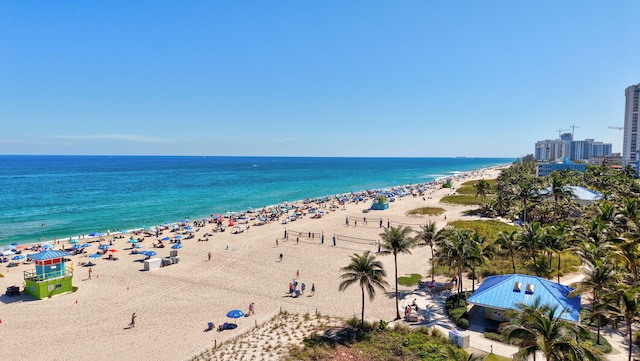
left=0, top=156, right=514, bottom=247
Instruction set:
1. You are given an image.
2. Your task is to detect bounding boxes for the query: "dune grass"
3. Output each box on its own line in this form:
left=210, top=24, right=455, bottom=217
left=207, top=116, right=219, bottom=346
left=398, top=273, right=423, bottom=287
left=440, top=195, right=484, bottom=205
left=406, top=207, right=446, bottom=216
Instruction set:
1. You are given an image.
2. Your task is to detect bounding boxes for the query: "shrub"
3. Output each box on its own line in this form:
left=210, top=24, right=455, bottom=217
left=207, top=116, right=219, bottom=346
left=456, top=318, right=469, bottom=329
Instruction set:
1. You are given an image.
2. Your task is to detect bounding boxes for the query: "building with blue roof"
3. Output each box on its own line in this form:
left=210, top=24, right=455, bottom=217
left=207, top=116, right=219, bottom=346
left=467, top=274, right=581, bottom=322
left=23, top=250, right=74, bottom=299
left=538, top=185, right=603, bottom=206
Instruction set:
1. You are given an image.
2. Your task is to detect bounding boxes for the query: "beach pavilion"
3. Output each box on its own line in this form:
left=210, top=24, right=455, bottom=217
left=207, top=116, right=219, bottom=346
left=23, top=250, right=74, bottom=299
left=466, top=274, right=581, bottom=322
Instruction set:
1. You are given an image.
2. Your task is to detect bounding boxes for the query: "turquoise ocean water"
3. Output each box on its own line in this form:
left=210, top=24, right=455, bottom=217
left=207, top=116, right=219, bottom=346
left=0, top=156, right=514, bottom=247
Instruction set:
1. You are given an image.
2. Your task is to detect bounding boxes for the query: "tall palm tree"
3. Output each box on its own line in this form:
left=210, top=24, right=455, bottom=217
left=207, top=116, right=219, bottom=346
left=496, top=230, right=519, bottom=273
left=437, top=229, right=478, bottom=300
left=338, top=250, right=389, bottom=330
left=416, top=222, right=450, bottom=281
left=474, top=179, right=491, bottom=200
left=467, top=233, right=493, bottom=292
left=379, top=225, right=417, bottom=320
left=569, top=258, right=618, bottom=345
left=516, top=222, right=545, bottom=277
left=501, top=298, right=603, bottom=361
left=602, top=285, right=640, bottom=361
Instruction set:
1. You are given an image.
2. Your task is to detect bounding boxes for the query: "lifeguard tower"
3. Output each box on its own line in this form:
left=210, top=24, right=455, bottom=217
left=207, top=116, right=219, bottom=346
left=370, top=195, right=389, bottom=210
left=23, top=250, right=73, bottom=299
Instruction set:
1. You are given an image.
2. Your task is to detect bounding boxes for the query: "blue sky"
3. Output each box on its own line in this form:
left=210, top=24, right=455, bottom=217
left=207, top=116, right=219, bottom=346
left=1, top=1, right=638, bottom=157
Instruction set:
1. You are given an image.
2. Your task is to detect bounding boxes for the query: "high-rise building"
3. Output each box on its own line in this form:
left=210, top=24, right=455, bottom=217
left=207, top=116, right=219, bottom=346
left=623, top=83, right=640, bottom=166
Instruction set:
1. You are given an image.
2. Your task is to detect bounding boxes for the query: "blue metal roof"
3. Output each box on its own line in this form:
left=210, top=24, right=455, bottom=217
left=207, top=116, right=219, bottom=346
left=27, top=250, right=70, bottom=261
left=467, top=274, right=581, bottom=321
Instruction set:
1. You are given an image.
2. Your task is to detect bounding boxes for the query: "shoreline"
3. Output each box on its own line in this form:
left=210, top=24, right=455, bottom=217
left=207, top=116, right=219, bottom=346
left=1, top=164, right=511, bottom=251
left=1, top=164, right=510, bottom=361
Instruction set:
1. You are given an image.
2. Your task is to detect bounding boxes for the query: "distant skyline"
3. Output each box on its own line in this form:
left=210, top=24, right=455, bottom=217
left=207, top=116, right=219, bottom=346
left=1, top=1, right=638, bottom=157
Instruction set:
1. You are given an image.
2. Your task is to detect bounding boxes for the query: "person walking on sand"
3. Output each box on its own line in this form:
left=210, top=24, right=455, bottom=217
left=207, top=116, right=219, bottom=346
left=88, top=267, right=92, bottom=280
left=311, top=283, right=315, bottom=296
left=130, top=312, right=137, bottom=328
left=248, top=302, right=255, bottom=315
left=276, top=238, right=279, bottom=247
left=296, top=269, right=300, bottom=278
left=207, top=251, right=211, bottom=261
left=279, top=253, right=283, bottom=262
left=301, top=283, right=306, bottom=294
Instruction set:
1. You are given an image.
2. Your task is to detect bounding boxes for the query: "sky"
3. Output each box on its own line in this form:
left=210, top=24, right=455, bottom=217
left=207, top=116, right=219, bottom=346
left=1, top=1, right=639, bottom=157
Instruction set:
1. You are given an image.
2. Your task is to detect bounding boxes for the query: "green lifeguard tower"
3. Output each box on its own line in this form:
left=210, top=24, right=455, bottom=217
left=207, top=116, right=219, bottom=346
left=23, top=250, right=74, bottom=299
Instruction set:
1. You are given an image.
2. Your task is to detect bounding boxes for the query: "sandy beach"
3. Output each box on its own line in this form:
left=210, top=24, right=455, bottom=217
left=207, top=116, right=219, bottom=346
left=1, top=167, right=503, bottom=360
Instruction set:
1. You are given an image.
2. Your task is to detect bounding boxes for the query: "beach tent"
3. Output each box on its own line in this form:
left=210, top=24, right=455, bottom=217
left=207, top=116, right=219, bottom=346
left=231, top=225, right=245, bottom=234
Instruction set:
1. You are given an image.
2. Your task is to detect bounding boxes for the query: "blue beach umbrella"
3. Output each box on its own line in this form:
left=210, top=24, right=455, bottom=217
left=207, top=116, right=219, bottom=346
left=82, top=243, right=92, bottom=248
left=89, top=253, right=101, bottom=258
left=171, top=244, right=182, bottom=249
left=175, top=235, right=183, bottom=239
left=128, top=239, right=138, bottom=243
left=11, top=242, right=20, bottom=246
left=161, top=237, right=170, bottom=241
left=226, top=310, right=245, bottom=319
left=89, top=232, right=102, bottom=237
left=98, top=245, right=109, bottom=250
left=12, top=255, right=25, bottom=260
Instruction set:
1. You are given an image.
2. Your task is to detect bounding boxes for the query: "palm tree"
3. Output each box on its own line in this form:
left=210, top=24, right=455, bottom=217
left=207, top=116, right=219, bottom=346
left=501, top=298, right=603, bottom=361
left=338, top=250, right=389, bottom=330
left=437, top=228, right=477, bottom=300
left=569, top=258, right=618, bottom=345
left=416, top=221, right=449, bottom=281
left=516, top=222, right=545, bottom=277
left=379, top=225, right=418, bottom=320
left=496, top=230, right=519, bottom=273
left=467, top=233, right=493, bottom=292
left=602, top=285, right=640, bottom=361
left=474, top=179, right=491, bottom=200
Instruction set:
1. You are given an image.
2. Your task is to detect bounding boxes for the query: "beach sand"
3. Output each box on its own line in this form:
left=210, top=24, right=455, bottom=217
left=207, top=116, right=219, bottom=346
left=0, top=167, right=503, bottom=361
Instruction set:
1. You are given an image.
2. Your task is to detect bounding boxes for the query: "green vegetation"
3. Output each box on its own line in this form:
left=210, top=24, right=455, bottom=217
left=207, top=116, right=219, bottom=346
left=406, top=207, right=446, bottom=216
left=397, top=273, right=422, bottom=287
left=441, top=195, right=484, bottom=205
left=445, top=293, right=470, bottom=329
left=484, top=354, right=512, bottom=361
left=287, top=322, right=486, bottom=361
left=448, top=220, right=515, bottom=241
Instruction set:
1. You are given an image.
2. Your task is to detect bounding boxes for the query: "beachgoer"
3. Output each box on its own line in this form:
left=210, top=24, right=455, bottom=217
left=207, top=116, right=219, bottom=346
left=248, top=302, right=255, bottom=315
left=279, top=253, right=283, bottom=262
left=130, top=312, right=137, bottom=328
left=207, top=251, right=211, bottom=261
left=301, top=283, right=306, bottom=294
left=311, top=283, right=315, bottom=296
left=296, top=237, right=299, bottom=245
left=88, top=267, right=92, bottom=280
left=296, top=269, right=300, bottom=278
left=379, top=218, right=383, bottom=228
left=276, top=239, right=279, bottom=247
left=354, top=220, right=357, bottom=227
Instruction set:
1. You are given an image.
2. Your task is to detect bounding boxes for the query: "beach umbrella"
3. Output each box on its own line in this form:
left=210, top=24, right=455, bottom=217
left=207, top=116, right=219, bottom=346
left=185, top=226, right=193, bottom=230
left=226, top=310, right=245, bottom=319
left=89, top=232, right=102, bottom=237
left=161, top=237, right=170, bottom=241
left=89, top=253, right=101, bottom=258
left=145, top=251, right=156, bottom=257
left=69, top=239, right=79, bottom=244
left=98, top=245, right=109, bottom=250
left=11, top=242, right=20, bottom=246
left=3, top=249, right=17, bottom=256
left=82, top=243, right=92, bottom=248
left=108, top=249, right=118, bottom=253
left=171, top=244, right=182, bottom=249
left=15, top=245, right=26, bottom=250
left=128, top=239, right=138, bottom=243
left=133, top=243, right=143, bottom=249
left=72, top=244, right=83, bottom=250
left=12, top=255, right=25, bottom=260
left=175, top=235, right=183, bottom=239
